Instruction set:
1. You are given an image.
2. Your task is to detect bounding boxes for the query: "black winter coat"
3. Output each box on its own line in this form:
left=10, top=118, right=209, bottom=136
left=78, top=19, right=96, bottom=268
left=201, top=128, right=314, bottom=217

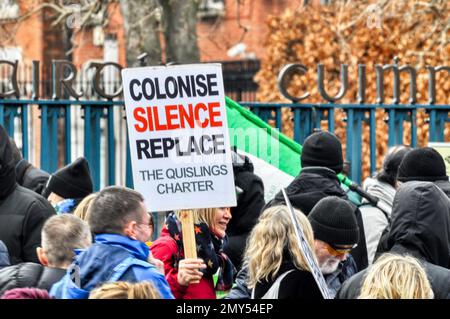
left=0, top=262, right=66, bottom=295
left=337, top=181, right=450, bottom=299
left=266, top=167, right=368, bottom=271
left=253, top=259, right=323, bottom=299
left=336, top=252, right=450, bottom=299
left=226, top=255, right=358, bottom=299
left=435, top=179, right=450, bottom=198
left=0, top=126, right=55, bottom=265
left=224, top=153, right=265, bottom=271
left=0, top=241, right=9, bottom=269
left=15, top=159, right=50, bottom=195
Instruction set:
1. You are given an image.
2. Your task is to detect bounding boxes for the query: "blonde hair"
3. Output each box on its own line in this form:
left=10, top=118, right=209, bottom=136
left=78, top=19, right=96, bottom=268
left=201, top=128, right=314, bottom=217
left=244, top=205, right=316, bottom=288
left=175, top=208, right=220, bottom=227
left=359, top=254, right=434, bottom=299
left=89, top=281, right=161, bottom=299
left=73, top=193, right=97, bottom=221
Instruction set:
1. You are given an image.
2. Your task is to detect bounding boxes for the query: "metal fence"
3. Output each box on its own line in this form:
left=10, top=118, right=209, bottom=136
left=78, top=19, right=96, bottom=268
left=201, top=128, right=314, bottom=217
left=2, top=101, right=449, bottom=188
left=240, top=102, right=449, bottom=184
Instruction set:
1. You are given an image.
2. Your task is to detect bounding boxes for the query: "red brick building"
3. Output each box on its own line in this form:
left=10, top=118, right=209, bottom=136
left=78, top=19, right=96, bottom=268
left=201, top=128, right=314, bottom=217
left=0, top=0, right=323, bottom=182
left=0, top=0, right=320, bottom=70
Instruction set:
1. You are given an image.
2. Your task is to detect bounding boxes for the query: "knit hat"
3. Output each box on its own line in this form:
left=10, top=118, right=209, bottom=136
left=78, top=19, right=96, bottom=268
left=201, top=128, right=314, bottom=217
left=308, top=196, right=359, bottom=246
left=397, top=147, right=448, bottom=182
left=42, top=157, right=93, bottom=200
left=301, top=131, right=343, bottom=173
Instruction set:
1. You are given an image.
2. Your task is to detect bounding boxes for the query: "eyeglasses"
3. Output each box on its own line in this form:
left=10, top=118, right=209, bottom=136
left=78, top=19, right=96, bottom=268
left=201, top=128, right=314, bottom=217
left=139, top=222, right=151, bottom=227
left=138, top=214, right=154, bottom=229
left=325, top=243, right=357, bottom=257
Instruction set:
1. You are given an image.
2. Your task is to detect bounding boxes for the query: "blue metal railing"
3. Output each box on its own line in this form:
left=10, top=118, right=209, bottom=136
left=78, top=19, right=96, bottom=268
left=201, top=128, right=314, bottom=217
left=0, top=99, right=449, bottom=187
left=0, top=99, right=126, bottom=190
left=240, top=102, right=449, bottom=184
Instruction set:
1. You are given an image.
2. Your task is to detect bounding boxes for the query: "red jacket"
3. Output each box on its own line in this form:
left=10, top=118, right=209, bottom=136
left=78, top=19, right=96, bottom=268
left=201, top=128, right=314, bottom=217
left=151, top=229, right=216, bottom=299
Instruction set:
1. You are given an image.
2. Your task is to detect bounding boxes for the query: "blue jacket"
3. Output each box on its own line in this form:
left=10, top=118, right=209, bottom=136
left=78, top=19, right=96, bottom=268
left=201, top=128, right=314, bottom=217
left=50, top=234, right=174, bottom=299
left=0, top=241, right=10, bottom=269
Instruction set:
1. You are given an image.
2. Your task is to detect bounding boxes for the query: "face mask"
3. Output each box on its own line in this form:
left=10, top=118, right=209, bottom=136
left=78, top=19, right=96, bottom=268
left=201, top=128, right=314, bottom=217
left=53, top=198, right=76, bottom=214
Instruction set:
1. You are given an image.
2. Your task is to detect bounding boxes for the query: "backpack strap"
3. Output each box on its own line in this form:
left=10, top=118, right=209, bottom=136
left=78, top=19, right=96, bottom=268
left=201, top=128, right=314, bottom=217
left=251, top=269, right=295, bottom=299
left=108, top=257, right=151, bottom=282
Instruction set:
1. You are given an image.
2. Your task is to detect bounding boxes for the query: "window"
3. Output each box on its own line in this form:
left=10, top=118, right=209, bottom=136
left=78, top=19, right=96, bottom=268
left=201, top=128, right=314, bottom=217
left=198, top=0, right=225, bottom=19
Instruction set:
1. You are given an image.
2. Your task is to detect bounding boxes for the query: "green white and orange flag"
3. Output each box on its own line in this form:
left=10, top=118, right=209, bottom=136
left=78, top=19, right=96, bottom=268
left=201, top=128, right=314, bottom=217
left=225, top=97, right=362, bottom=206
left=225, top=97, right=301, bottom=202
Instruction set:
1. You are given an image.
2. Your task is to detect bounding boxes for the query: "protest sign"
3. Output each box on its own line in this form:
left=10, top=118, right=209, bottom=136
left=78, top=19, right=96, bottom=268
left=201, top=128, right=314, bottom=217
left=122, top=64, right=237, bottom=212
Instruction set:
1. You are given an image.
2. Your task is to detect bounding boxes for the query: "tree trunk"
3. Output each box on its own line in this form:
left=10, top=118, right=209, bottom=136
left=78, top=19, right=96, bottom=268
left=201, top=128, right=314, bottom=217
left=119, top=0, right=162, bottom=66
left=160, top=0, right=200, bottom=64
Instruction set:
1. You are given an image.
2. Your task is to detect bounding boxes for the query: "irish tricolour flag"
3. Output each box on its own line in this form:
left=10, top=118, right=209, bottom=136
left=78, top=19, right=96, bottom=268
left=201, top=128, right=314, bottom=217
left=225, top=97, right=301, bottom=202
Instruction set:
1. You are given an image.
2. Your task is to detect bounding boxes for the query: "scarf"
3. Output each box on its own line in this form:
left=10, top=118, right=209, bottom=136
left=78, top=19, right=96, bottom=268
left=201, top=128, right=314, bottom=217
left=165, top=212, right=235, bottom=291
left=53, top=198, right=81, bottom=214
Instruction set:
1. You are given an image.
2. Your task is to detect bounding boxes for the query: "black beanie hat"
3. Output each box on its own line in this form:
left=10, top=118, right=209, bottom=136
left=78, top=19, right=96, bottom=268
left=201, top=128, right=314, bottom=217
left=397, top=147, right=448, bottom=182
left=301, top=131, right=343, bottom=173
left=308, top=196, right=359, bottom=246
left=42, top=157, right=93, bottom=200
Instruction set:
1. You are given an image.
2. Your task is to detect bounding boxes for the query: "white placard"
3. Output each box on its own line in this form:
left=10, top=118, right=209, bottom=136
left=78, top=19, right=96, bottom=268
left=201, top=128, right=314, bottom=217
left=428, top=142, right=450, bottom=177
left=282, top=189, right=332, bottom=299
left=122, top=64, right=237, bottom=211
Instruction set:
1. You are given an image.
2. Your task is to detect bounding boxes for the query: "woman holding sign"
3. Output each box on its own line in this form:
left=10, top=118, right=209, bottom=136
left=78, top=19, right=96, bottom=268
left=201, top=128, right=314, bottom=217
left=245, top=206, right=323, bottom=299
left=151, top=208, right=235, bottom=299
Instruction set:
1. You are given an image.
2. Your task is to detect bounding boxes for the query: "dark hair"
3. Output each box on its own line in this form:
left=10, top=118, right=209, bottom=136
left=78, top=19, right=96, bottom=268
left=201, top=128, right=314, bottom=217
left=8, top=138, right=22, bottom=165
left=88, top=186, right=145, bottom=235
left=376, top=145, right=412, bottom=187
left=148, top=212, right=154, bottom=228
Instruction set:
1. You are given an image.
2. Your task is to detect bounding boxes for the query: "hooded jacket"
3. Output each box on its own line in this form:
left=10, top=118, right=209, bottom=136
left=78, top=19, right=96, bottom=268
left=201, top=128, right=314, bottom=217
left=266, top=167, right=368, bottom=271
left=359, top=178, right=395, bottom=265
left=387, top=182, right=450, bottom=268
left=337, top=181, right=450, bottom=299
left=49, top=234, right=174, bottom=299
left=15, top=159, right=50, bottom=195
left=434, top=179, right=450, bottom=198
left=0, top=126, right=55, bottom=264
left=0, top=262, right=65, bottom=295
left=224, top=152, right=265, bottom=271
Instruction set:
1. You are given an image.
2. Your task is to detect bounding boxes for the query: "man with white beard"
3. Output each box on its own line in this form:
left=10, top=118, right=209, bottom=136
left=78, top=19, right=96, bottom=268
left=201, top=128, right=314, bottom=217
left=308, top=196, right=360, bottom=297
left=226, top=196, right=359, bottom=299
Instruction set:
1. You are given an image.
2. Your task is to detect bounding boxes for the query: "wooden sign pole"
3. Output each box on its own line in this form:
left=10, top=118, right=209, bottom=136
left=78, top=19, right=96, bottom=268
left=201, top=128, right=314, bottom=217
left=179, top=210, right=197, bottom=259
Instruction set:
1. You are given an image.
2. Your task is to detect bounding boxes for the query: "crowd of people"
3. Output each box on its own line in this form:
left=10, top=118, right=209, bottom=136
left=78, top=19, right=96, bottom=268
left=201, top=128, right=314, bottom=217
left=0, top=123, right=449, bottom=299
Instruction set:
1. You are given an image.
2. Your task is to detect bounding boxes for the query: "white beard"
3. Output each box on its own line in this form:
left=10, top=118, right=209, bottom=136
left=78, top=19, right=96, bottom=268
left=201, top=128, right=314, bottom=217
left=319, top=257, right=341, bottom=274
